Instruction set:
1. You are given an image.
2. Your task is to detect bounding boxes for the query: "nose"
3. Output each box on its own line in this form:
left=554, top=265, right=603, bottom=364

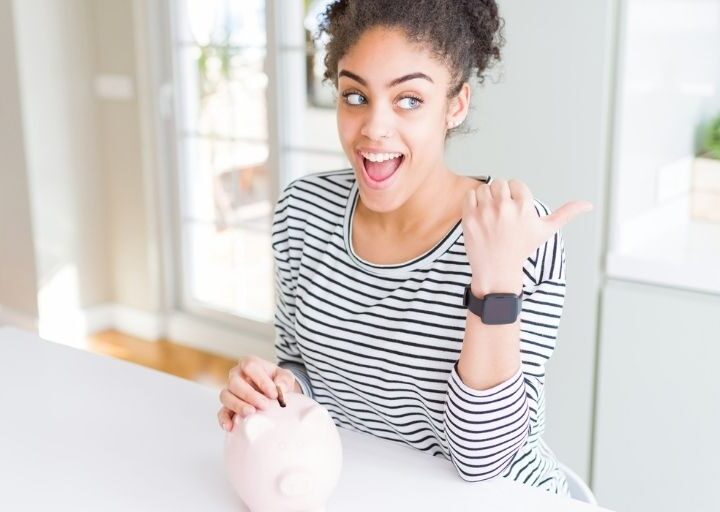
left=278, top=469, right=311, bottom=498
left=360, top=102, right=394, bottom=141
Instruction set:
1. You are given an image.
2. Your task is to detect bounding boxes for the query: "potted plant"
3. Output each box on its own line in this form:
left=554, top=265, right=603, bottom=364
left=692, top=114, right=720, bottom=222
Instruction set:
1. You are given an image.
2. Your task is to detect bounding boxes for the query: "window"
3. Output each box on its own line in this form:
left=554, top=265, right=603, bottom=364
left=169, top=0, right=348, bottom=328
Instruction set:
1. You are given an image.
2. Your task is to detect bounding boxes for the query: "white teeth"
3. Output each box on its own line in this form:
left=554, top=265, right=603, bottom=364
left=360, top=151, right=403, bottom=163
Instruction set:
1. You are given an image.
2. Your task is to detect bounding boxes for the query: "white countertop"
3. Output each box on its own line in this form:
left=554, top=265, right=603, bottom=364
left=607, top=214, right=720, bottom=295
left=0, top=326, right=611, bottom=511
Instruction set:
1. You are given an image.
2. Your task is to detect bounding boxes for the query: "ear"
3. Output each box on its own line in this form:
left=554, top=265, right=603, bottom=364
left=447, top=82, right=470, bottom=125
left=299, top=405, right=329, bottom=429
left=243, top=415, right=275, bottom=443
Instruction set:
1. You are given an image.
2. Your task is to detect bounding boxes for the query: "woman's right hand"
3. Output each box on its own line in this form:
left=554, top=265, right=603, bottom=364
left=217, top=356, right=300, bottom=432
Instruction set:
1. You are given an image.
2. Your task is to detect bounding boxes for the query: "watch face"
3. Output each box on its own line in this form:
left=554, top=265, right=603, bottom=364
left=483, top=294, right=521, bottom=325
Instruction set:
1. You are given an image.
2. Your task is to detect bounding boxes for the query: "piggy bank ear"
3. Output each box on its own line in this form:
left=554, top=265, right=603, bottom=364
left=243, top=415, right=275, bottom=443
left=300, top=405, right=329, bottom=429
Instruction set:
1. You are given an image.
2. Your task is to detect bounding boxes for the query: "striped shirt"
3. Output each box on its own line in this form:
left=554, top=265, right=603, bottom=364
left=272, top=168, right=570, bottom=495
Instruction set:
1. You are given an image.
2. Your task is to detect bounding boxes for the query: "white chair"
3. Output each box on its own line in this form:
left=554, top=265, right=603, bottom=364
left=559, top=462, right=598, bottom=505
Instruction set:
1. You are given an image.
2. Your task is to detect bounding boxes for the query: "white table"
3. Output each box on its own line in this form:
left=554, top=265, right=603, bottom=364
left=0, top=327, right=612, bottom=511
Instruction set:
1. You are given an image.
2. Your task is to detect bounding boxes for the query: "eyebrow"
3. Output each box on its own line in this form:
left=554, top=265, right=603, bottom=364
left=338, top=70, right=434, bottom=88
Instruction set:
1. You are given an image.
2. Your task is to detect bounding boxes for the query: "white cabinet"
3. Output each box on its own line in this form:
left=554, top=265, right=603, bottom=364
left=593, top=279, right=720, bottom=511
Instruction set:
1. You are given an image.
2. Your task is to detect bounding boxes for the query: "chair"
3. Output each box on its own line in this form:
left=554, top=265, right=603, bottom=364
left=559, top=462, right=598, bottom=505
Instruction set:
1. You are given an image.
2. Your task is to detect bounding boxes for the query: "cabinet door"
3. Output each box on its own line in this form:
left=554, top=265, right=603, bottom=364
left=593, top=279, right=720, bottom=511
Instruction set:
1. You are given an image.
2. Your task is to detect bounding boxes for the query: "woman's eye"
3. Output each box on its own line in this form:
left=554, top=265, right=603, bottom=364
left=398, top=96, right=422, bottom=110
left=343, top=92, right=365, bottom=106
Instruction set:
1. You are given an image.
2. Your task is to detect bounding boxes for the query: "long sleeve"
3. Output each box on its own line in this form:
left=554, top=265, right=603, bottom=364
left=271, top=183, right=314, bottom=398
left=443, top=199, right=567, bottom=481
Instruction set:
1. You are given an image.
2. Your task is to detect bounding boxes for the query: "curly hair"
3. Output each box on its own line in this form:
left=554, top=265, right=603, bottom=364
left=315, top=0, right=505, bottom=102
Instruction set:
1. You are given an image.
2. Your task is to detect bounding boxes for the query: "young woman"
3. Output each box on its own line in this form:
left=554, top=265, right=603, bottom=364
left=218, top=0, right=592, bottom=495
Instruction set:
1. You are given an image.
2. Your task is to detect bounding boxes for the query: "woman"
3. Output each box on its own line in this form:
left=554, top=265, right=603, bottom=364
left=218, top=0, right=592, bottom=495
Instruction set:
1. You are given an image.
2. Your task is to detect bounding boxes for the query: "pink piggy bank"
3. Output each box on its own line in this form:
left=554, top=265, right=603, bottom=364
left=224, top=392, right=343, bottom=512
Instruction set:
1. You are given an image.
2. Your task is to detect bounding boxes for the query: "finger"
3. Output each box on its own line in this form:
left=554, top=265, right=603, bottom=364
left=463, top=189, right=477, bottom=216
left=490, top=179, right=511, bottom=201
left=544, top=201, right=594, bottom=230
left=508, top=179, right=532, bottom=203
left=462, top=190, right=475, bottom=221
left=219, top=388, right=257, bottom=417
left=218, top=406, right=235, bottom=432
left=243, top=363, right=278, bottom=400
left=474, top=183, right=492, bottom=205
left=228, top=375, right=272, bottom=410
left=272, top=368, right=296, bottom=394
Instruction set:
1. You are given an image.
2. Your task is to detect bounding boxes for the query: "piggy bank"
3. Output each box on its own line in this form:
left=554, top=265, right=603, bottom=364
left=224, top=392, right=343, bottom=512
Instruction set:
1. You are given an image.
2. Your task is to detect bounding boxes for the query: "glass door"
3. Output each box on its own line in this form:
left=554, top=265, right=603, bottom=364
left=168, top=0, right=347, bottom=333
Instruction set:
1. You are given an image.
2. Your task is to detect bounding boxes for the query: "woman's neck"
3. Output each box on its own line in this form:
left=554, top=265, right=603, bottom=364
left=356, top=164, right=464, bottom=236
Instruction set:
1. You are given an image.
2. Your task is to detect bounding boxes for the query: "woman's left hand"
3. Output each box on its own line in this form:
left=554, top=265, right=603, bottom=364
left=461, top=178, right=593, bottom=296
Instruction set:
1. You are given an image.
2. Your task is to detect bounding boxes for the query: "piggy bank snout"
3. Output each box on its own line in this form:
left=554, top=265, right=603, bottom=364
left=279, top=469, right=311, bottom=498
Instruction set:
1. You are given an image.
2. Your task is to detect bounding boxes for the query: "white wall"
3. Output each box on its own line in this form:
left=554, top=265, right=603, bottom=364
left=90, top=0, right=160, bottom=314
left=445, top=0, right=616, bottom=483
left=0, top=0, right=38, bottom=326
left=12, top=0, right=111, bottom=338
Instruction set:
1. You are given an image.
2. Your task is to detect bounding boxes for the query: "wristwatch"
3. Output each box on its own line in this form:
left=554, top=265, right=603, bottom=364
left=462, top=284, right=522, bottom=325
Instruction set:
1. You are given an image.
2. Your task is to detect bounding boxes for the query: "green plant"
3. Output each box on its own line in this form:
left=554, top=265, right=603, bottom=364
left=703, top=114, right=720, bottom=159
left=197, top=42, right=234, bottom=97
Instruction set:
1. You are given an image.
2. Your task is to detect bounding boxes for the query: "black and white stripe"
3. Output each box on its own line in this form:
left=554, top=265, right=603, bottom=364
left=272, top=169, right=569, bottom=495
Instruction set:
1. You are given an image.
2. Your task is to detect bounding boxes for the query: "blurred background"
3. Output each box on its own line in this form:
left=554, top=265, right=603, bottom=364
left=1, top=1, right=719, bottom=510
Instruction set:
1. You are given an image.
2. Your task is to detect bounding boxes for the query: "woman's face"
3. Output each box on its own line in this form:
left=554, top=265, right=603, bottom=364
left=336, top=27, right=467, bottom=213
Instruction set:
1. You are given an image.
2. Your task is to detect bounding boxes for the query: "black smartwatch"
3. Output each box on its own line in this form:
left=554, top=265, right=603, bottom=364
left=462, top=284, right=522, bottom=325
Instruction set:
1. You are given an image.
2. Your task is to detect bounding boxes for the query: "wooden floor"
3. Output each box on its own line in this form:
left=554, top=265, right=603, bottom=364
left=85, top=330, right=237, bottom=389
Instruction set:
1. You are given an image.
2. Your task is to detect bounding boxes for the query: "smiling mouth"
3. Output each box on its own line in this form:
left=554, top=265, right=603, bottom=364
left=360, top=154, right=405, bottom=183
